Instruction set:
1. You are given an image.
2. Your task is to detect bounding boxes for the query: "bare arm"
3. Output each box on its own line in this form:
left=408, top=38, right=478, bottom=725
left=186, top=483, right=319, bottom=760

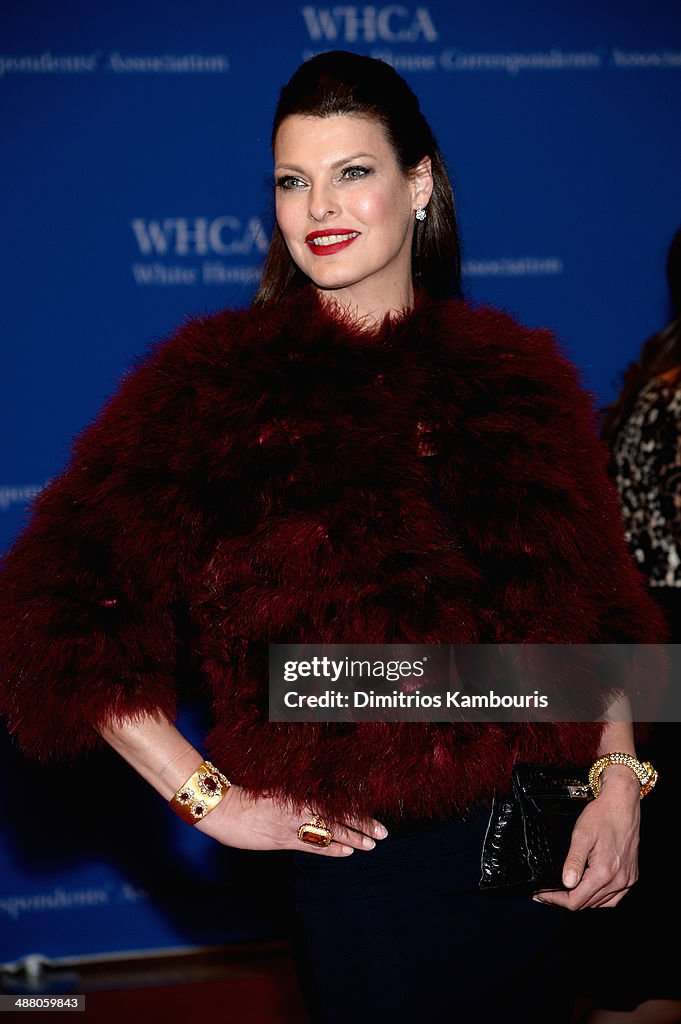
left=535, top=695, right=643, bottom=910
left=96, top=712, right=387, bottom=856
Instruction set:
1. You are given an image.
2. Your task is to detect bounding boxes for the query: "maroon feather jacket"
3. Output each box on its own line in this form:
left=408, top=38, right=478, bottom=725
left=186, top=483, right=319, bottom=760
left=0, top=285, right=668, bottom=823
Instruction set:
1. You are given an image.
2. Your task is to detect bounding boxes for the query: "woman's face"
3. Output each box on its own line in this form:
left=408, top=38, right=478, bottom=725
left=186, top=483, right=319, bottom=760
left=274, top=113, right=431, bottom=315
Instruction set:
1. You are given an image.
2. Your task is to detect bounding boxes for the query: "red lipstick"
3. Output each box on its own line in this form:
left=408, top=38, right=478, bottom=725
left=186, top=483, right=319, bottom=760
left=305, top=229, right=360, bottom=256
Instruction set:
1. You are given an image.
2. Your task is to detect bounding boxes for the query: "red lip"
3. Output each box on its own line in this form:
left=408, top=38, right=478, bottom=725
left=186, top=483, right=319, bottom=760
left=305, top=229, right=361, bottom=256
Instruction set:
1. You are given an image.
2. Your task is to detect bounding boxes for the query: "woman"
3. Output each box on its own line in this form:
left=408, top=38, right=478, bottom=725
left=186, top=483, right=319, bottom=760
left=604, top=226, right=681, bottom=627
left=577, top=227, right=681, bottom=1024
left=0, top=51, right=667, bottom=1023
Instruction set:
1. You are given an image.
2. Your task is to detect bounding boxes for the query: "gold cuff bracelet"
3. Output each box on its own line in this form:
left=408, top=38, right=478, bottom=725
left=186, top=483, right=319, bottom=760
left=169, top=760, right=232, bottom=825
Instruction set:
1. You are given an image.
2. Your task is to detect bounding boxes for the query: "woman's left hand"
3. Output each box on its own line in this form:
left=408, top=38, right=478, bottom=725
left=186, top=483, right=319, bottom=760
left=532, top=765, right=641, bottom=910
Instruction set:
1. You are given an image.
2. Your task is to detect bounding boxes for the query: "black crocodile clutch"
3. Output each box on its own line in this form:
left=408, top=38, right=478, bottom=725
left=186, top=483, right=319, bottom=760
left=479, top=763, right=594, bottom=891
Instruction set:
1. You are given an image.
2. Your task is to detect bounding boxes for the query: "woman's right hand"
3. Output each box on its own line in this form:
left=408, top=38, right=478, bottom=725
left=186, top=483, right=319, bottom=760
left=195, top=783, right=388, bottom=856
left=95, top=712, right=386, bottom=855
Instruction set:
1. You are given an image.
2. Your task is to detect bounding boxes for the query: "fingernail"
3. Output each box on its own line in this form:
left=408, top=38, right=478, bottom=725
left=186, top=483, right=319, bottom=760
left=364, top=837, right=376, bottom=850
left=563, top=870, right=578, bottom=888
left=375, top=825, right=388, bottom=839
left=342, top=846, right=354, bottom=855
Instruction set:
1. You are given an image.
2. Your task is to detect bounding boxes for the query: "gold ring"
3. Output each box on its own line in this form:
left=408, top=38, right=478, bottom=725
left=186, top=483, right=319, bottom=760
left=297, top=814, right=333, bottom=848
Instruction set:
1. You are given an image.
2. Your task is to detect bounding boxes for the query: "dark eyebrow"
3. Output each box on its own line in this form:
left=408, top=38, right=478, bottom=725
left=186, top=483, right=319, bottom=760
left=274, top=153, right=378, bottom=173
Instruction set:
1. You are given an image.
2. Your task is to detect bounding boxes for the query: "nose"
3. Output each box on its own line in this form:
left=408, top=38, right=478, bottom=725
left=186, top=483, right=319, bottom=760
left=307, top=180, right=338, bottom=222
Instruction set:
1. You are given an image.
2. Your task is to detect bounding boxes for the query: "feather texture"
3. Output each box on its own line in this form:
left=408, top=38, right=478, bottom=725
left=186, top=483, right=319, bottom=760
left=0, top=285, right=668, bottom=822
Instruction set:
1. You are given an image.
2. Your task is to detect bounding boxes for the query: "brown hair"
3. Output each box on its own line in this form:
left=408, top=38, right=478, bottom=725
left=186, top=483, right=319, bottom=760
left=253, top=50, right=462, bottom=306
left=601, top=225, right=681, bottom=446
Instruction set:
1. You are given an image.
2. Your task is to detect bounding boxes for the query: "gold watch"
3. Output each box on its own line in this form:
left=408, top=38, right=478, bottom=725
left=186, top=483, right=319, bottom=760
left=588, top=752, right=658, bottom=800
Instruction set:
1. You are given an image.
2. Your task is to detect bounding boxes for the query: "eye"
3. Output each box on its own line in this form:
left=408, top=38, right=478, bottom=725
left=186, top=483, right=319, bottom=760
left=341, top=165, right=373, bottom=181
left=275, top=175, right=306, bottom=191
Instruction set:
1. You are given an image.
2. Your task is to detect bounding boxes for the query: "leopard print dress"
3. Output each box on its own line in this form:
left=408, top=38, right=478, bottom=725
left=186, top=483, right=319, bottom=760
left=612, top=373, right=681, bottom=587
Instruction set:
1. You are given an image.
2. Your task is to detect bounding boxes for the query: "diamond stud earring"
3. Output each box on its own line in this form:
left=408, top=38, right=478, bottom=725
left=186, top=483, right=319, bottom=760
left=415, top=205, right=427, bottom=221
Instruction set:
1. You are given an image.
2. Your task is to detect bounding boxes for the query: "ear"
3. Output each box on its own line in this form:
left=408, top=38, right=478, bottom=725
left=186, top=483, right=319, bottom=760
left=410, top=156, right=433, bottom=212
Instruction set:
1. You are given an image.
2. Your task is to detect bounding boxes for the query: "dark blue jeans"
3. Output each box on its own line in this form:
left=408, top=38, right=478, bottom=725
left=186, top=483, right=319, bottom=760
left=292, top=806, right=576, bottom=1023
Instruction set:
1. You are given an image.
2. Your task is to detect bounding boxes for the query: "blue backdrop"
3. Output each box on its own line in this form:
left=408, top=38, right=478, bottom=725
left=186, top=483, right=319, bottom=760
left=1, top=0, right=680, bottom=968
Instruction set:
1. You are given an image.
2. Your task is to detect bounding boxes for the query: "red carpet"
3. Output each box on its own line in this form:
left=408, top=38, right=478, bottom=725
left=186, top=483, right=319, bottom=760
left=8, top=945, right=312, bottom=1024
